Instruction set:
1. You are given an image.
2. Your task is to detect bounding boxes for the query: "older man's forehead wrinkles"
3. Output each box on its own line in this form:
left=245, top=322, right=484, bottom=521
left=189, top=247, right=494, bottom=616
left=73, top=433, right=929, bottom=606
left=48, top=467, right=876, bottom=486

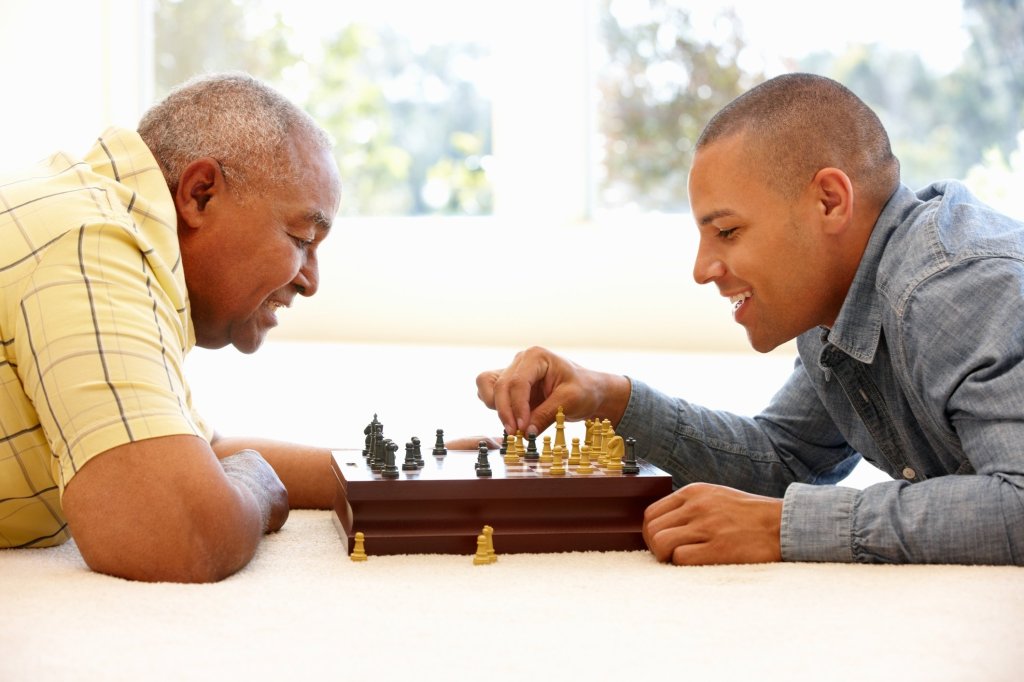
left=698, top=208, right=739, bottom=226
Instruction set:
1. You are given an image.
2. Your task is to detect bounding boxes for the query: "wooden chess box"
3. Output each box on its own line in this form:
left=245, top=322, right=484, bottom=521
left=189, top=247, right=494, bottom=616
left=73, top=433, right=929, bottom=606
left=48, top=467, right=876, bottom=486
left=331, top=448, right=673, bottom=556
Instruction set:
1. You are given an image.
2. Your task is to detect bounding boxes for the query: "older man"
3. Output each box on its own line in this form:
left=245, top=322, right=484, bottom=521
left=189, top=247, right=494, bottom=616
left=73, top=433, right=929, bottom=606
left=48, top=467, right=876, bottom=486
left=0, top=73, right=341, bottom=582
left=476, top=73, right=1024, bottom=566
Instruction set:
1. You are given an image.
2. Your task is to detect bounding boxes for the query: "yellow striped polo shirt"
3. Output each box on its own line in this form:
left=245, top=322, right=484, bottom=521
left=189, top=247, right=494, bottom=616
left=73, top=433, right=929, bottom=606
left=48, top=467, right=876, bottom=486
left=0, top=127, right=211, bottom=548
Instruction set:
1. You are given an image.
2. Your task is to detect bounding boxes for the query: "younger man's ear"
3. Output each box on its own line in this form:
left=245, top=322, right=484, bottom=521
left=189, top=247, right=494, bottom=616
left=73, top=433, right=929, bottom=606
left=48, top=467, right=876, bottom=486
left=813, top=167, right=854, bottom=235
left=174, top=158, right=223, bottom=228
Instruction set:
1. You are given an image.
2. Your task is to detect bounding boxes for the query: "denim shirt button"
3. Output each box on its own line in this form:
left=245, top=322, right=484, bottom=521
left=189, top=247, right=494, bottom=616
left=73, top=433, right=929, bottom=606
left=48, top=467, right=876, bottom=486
left=902, top=467, right=916, bottom=480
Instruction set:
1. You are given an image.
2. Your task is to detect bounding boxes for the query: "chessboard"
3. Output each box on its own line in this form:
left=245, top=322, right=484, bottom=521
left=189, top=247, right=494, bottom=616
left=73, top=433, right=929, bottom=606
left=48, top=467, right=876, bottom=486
left=331, top=412, right=674, bottom=557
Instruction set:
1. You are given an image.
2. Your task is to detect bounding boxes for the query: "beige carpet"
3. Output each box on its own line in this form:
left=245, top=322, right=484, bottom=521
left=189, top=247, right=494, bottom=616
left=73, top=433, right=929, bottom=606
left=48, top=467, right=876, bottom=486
left=3, top=509, right=1022, bottom=681
left=5, top=343, right=1020, bottom=680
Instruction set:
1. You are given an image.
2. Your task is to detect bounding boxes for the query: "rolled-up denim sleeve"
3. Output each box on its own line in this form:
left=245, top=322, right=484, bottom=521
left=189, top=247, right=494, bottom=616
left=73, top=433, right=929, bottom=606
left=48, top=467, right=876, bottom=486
left=781, top=484, right=859, bottom=562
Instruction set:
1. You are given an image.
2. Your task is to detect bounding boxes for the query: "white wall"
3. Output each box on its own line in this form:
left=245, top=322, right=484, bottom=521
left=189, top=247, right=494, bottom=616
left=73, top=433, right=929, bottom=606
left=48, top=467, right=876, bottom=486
left=285, top=213, right=770, bottom=354
left=0, top=0, right=152, bottom=171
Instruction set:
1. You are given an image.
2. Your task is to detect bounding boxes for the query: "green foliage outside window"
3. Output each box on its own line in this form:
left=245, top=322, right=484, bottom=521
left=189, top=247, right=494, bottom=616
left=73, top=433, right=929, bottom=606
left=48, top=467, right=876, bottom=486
left=597, top=0, right=1024, bottom=211
left=154, top=0, right=492, bottom=217
left=154, top=0, right=1022, bottom=217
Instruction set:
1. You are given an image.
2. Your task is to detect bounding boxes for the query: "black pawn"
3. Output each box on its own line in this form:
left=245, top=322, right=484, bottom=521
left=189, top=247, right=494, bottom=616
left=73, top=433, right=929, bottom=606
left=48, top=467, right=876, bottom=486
left=382, top=441, right=400, bottom=479
left=499, top=429, right=508, bottom=455
left=402, top=442, right=419, bottom=471
left=476, top=441, right=492, bottom=477
left=622, top=437, right=640, bottom=475
left=525, top=433, right=540, bottom=461
left=432, top=429, right=447, bottom=456
left=370, top=430, right=385, bottom=472
left=411, top=436, right=425, bottom=467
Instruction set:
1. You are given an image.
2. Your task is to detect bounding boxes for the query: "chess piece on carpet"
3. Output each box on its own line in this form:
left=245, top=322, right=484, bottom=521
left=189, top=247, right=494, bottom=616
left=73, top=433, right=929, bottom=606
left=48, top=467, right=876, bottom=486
left=473, top=534, right=491, bottom=565
left=351, top=532, right=368, bottom=561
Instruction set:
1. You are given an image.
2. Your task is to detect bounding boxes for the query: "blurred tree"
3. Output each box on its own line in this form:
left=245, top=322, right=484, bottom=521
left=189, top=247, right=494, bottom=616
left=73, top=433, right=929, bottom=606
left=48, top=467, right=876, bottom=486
left=305, top=24, right=415, bottom=216
left=153, top=0, right=493, bottom=217
left=799, top=0, right=1023, bottom=190
left=958, top=0, right=1024, bottom=216
left=597, top=0, right=1023, bottom=209
left=153, top=0, right=296, bottom=99
left=800, top=46, right=959, bottom=190
left=953, top=0, right=1024, bottom=158
left=364, top=30, right=493, bottom=215
left=966, top=131, right=1024, bottom=219
left=597, top=0, right=763, bottom=212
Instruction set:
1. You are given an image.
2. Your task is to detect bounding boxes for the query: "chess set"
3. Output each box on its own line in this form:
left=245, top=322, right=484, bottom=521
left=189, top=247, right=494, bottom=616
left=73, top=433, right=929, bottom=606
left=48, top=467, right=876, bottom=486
left=331, top=409, right=674, bottom=557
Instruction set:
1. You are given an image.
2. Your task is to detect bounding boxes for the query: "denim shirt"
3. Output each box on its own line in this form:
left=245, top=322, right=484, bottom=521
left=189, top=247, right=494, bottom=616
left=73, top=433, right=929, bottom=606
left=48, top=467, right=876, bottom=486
left=618, top=181, right=1024, bottom=564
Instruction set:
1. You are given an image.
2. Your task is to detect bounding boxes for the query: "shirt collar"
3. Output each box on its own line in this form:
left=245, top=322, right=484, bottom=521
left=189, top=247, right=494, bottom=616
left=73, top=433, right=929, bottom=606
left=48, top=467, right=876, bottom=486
left=823, top=184, right=921, bottom=363
left=83, top=127, right=177, bottom=232
left=83, top=127, right=194, bottom=350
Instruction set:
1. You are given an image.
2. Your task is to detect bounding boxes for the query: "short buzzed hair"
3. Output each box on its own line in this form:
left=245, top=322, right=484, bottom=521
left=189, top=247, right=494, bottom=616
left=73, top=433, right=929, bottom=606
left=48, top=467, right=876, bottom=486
left=138, top=72, right=332, bottom=199
left=696, top=73, right=900, bottom=208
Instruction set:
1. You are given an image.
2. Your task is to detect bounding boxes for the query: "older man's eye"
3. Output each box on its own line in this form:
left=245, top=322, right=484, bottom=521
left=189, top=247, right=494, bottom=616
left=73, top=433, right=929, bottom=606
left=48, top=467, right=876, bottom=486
left=290, top=235, right=314, bottom=248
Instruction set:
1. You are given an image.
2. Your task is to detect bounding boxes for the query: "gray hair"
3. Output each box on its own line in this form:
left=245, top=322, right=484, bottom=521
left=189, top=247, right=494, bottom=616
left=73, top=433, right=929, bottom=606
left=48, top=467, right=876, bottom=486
left=696, top=73, right=900, bottom=209
left=138, top=72, right=332, bottom=199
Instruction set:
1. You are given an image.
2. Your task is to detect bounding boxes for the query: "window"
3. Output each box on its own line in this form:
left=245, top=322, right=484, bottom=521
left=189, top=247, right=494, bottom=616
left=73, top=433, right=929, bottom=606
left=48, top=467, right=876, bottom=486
left=150, top=0, right=1024, bottom=221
